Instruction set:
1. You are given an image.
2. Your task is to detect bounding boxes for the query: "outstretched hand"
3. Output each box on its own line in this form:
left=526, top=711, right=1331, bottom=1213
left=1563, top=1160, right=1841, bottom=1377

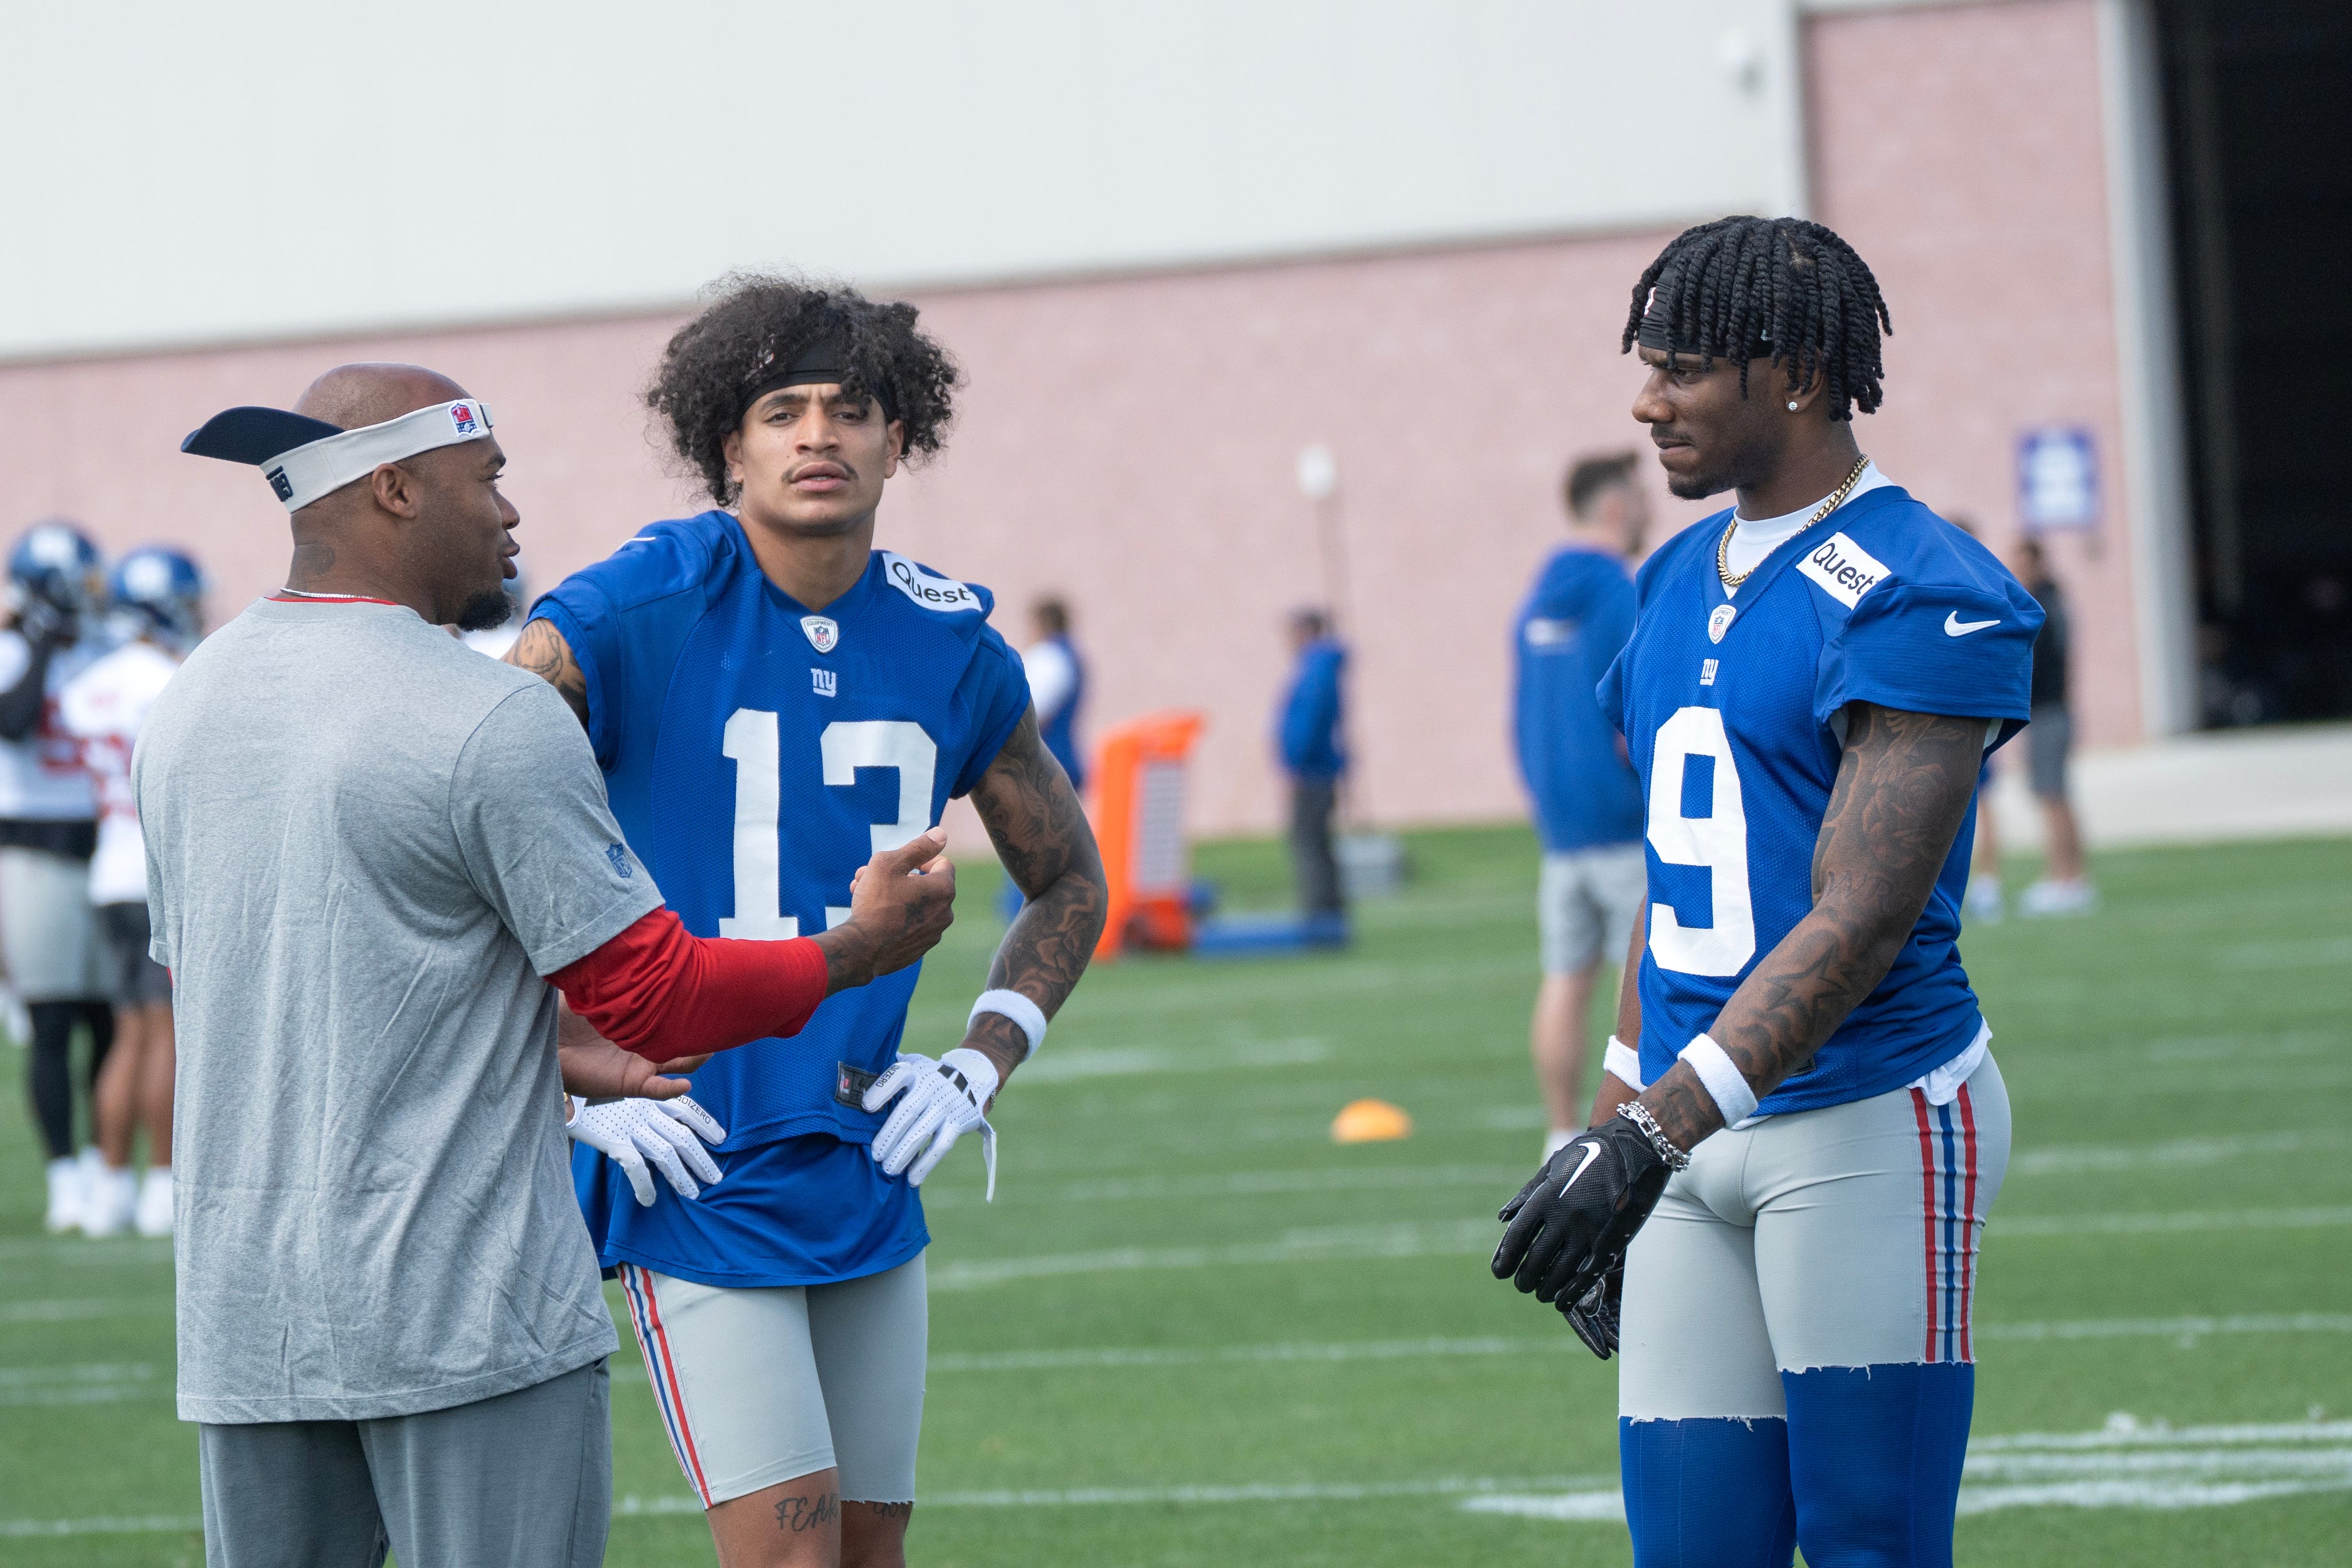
left=813, top=827, right=956, bottom=992
left=556, top=1000, right=707, bottom=1101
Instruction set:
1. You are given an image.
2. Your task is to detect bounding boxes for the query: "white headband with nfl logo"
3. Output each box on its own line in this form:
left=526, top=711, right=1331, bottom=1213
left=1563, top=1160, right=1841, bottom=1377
left=181, top=398, right=495, bottom=512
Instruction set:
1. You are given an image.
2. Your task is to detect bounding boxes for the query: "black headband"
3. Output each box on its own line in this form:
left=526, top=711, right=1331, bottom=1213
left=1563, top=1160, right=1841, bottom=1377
left=738, top=329, right=897, bottom=423
left=1636, top=267, right=1773, bottom=361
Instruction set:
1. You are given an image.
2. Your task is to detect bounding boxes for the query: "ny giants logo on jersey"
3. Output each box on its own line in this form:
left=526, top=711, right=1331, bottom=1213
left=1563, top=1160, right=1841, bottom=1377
left=881, top=552, right=981, bottom=613
left=1796, top=531, right=1894, bottom=609
left=448, top=403, right=479, bottom=436
left=812, top=668, right=838, bottom=698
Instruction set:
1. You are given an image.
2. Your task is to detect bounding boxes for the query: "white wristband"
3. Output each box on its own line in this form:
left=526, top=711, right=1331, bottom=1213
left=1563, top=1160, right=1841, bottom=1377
left=969, top=988, right=1047, bottom=1057
left=1602, top=1036, right=1646, bottom=1092
left=1678, top=1033, right=1758, bottom=1126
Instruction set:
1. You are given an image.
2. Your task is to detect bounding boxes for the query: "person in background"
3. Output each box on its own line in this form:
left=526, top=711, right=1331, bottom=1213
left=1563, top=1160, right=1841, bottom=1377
left=0, top=521, right=117, bottom=1234
left=1024, top=596, right=1086, bottom=792
left=1512, top=453, right=1648, bottom=1159
left=1276, top=607, right=1347, bottom=921
left=58, top=546, right=206, bottom=1238
left=2013, top=536, right=2095, bottom=915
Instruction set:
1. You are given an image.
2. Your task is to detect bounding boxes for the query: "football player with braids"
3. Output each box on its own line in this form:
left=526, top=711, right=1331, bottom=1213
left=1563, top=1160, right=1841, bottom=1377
left=1491, top=216, right=2043, bottom=1566
left=510, top=274, right=1107, bottom=1568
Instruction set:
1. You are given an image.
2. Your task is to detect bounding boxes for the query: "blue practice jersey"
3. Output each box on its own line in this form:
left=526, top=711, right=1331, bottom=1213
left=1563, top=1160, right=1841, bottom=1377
left=1599, top=485, right=2043, bottom=1114
left=534, top=514, right=1030, bottom=1287
left=1512, top=546, right=1644, bottom=852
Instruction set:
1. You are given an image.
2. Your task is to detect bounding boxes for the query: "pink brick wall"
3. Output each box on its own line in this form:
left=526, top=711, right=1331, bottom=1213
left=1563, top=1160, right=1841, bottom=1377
left=1806, top=0, right=2141, bottom=744
left=0, top=0, right=2139, bottom=839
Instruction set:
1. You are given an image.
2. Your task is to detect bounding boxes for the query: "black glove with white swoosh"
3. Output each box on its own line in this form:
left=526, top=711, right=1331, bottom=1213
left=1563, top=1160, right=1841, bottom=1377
left=1561, top=1261, right=1623, bottom=1360
left=1491, top=1115, right=1670, bottom=1307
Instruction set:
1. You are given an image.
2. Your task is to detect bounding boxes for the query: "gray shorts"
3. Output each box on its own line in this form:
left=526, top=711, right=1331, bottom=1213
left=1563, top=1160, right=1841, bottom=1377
left=0, top=846, right=103, bottom=1001
left=1620, top=1054, right=2010, bottom=1420
left=198, top=1357, right=610, bottom=1568
left=2025, top=703, right=2072, bottom=799
left=1537, top=844, right=1646, bottom=975
left=98, top=901, right=171, bottom=1006
left=618, top=1253, right=926, bottom=1507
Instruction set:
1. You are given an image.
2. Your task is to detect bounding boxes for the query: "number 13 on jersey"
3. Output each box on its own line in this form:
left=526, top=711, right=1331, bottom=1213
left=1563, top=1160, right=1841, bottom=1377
left=719, top=709, right=938, bottom=940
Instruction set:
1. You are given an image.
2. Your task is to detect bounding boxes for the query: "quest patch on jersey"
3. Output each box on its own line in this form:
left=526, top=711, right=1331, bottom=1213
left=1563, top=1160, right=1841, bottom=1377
left=801, top=615, right=839, bottom=654
left=1796, top=531, right=1892, bottom=608
left=881, top=551, right=982, bottom=614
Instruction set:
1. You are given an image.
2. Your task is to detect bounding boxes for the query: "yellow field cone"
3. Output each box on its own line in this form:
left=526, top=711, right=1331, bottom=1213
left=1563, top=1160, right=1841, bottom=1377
left=1331, top=1098, right=1412, bottom=1144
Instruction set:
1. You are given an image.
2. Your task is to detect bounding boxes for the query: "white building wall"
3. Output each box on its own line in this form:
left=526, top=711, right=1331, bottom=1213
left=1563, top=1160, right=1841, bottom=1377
left=0, top=0, right=1806, bottom=359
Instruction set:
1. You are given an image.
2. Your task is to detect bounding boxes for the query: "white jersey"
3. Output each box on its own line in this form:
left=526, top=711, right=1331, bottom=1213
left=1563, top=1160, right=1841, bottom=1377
left=0, top=629, right=102, bottom=822
left=58, top=639, right=180, bottom=904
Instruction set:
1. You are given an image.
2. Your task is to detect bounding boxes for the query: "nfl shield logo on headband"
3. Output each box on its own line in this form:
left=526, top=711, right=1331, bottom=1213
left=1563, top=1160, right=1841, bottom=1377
left=449, top=404, right=479, bottom=436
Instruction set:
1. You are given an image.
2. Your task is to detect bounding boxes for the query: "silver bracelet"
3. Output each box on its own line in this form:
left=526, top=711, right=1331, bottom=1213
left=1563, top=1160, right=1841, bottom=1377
left=1615, top=1101, right=1693, bottom=1172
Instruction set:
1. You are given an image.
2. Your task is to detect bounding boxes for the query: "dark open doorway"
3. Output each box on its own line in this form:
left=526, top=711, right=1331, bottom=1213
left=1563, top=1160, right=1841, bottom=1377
left=2154, top=1, right=2352, bottom=726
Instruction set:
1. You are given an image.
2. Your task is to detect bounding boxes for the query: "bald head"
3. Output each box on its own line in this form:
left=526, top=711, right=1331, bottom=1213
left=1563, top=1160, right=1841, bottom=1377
left=294, top=363, right=471, bottom=433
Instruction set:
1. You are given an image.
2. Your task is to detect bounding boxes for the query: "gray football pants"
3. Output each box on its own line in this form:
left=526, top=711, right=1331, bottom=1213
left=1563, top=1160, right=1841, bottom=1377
left=198, top=1359, right=610, bottom=1568
left=1621, top=1053, right=2011, bottom=1419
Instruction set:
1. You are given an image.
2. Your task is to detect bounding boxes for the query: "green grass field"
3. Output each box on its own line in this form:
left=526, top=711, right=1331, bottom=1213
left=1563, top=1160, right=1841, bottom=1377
left=3, top=827, right=2348, bottom=1566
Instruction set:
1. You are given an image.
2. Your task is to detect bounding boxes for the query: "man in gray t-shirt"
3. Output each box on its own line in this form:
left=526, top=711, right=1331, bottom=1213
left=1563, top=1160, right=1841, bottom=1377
left=152, top=363, right=955, bottom=1568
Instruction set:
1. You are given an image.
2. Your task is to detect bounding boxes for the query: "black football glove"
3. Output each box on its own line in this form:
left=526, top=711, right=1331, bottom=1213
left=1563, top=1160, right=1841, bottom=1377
left=1490, top=1113, right=1670, bottom=1306
left=1561, top=1260, right=1623, bottom=1360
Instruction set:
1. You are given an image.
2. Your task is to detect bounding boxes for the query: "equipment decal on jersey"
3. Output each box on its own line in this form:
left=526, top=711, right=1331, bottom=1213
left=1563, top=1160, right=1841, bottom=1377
left=801, top=615, right=839, bottom=654
left=881, top=551, right=983, bottom=613
left=1796, top=531, right=1892, bottom=608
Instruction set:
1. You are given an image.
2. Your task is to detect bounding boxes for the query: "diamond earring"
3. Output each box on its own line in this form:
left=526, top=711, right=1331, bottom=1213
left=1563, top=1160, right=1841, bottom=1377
left=1786, top=400, right=1799, bottom=411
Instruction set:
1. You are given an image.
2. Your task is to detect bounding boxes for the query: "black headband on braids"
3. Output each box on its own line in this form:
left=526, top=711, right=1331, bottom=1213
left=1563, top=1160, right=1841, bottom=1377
left=1622, top=216, right=1893, bottom=421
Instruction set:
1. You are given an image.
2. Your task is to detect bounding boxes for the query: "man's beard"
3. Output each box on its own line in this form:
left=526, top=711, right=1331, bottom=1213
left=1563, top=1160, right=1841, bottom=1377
left=454, top=586, right=515, bottom=633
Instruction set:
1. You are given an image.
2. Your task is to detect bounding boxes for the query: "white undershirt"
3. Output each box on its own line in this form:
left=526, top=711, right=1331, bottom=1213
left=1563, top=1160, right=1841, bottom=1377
left=1722, top=462, right=1892, bottom=594
left=1024, top=638, right=1076, bottom=723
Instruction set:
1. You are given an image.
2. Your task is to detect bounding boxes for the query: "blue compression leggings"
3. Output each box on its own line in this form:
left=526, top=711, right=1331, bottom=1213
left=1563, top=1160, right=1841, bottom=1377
left=1619, top=1362, right=1975, bottom=1568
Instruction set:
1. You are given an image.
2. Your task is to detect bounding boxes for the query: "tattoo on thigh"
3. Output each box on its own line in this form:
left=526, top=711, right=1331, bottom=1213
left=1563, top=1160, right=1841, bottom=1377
left=851, top=1500, right=914, bottom=1522
left=774, top=1490, right=840, bottom=1534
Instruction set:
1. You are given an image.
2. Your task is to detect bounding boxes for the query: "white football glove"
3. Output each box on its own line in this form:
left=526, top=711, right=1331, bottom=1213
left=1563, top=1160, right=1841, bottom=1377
left=862, top=1047, right=999, bottom=1200
left=566, top=1095, right=726, bottom=1206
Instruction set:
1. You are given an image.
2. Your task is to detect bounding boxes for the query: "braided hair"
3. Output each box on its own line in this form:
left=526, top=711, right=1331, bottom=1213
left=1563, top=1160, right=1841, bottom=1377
left=1620, top=216, right=1893, bottom=421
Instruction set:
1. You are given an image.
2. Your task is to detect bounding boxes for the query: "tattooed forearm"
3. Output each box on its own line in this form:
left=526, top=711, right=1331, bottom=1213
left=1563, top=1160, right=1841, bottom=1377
left=1639, top=702, right=1986, bottom=1151
left=504, top=615, right=591, bottom=730
left=965, top=709, right=1108, bottom=1079
left=773, top=1490, right=839, bottom=1533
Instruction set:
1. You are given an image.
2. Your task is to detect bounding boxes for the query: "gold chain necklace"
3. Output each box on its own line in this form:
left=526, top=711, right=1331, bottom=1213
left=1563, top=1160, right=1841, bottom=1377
left=1717, top=455, right=1871, bottom=590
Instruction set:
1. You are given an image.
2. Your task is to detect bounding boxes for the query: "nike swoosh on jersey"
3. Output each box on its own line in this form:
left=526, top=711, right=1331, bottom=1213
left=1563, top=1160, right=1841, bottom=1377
left=1555, top=1141, right=1603, bottom=1198
left=1944, top=612, right=1999, bottom=637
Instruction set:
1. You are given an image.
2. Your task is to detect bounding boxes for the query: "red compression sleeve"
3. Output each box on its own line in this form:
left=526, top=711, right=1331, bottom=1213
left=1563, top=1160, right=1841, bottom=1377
left=550, top=908, right=829, bottom=1063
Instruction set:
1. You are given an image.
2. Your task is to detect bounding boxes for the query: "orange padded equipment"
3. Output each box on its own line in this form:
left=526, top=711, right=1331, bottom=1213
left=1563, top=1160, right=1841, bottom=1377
left=1088, top=710, right=1206, bottom=960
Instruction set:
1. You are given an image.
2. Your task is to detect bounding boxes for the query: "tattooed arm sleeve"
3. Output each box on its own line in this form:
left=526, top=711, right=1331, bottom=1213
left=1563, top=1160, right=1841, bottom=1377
left=1637, top=702, right=1987, bottom=1152
left=962, top=707, right=1110, bottom=1084
left=504, top=617, right=591, bottom=731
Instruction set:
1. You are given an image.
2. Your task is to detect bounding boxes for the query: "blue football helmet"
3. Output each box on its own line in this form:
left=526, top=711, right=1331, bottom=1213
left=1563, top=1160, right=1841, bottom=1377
left=8, top=521, right=105, bottom=621
left=108, top=546, right=206, bottom=647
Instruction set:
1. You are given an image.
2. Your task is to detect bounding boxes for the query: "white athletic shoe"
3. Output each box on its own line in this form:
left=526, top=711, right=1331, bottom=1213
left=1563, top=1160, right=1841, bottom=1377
left=44, top=1157, right=83, bottom=1234
left=1965, top=877, right=2005, bottom=924
left=2019, top=878, right=2098, bottom=918
left=80, top=1167, right=137, bottom=1239
left=134, top=1168, right=174, bottom=1238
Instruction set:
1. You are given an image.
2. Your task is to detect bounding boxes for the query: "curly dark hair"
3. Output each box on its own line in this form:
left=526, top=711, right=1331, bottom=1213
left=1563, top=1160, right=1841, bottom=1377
left=647, top=272, right=962, bottom=506
left=1620, top=216, right=1892, bottom=421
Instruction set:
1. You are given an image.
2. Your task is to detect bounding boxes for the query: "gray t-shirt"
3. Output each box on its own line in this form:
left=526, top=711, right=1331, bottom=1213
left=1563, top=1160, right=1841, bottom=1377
left=137, top=597, right=662, bottom=1423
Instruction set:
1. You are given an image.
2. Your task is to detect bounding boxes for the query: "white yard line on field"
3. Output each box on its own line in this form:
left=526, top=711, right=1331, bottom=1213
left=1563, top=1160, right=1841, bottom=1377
left=929, top=1205, right=2352, bottom=1290
left=11, top=1421, right=2349, bottom=1535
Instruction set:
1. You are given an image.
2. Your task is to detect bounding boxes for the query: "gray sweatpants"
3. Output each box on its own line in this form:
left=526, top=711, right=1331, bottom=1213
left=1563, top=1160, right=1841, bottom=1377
left=198, top=1359, right=610, bottom=1568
